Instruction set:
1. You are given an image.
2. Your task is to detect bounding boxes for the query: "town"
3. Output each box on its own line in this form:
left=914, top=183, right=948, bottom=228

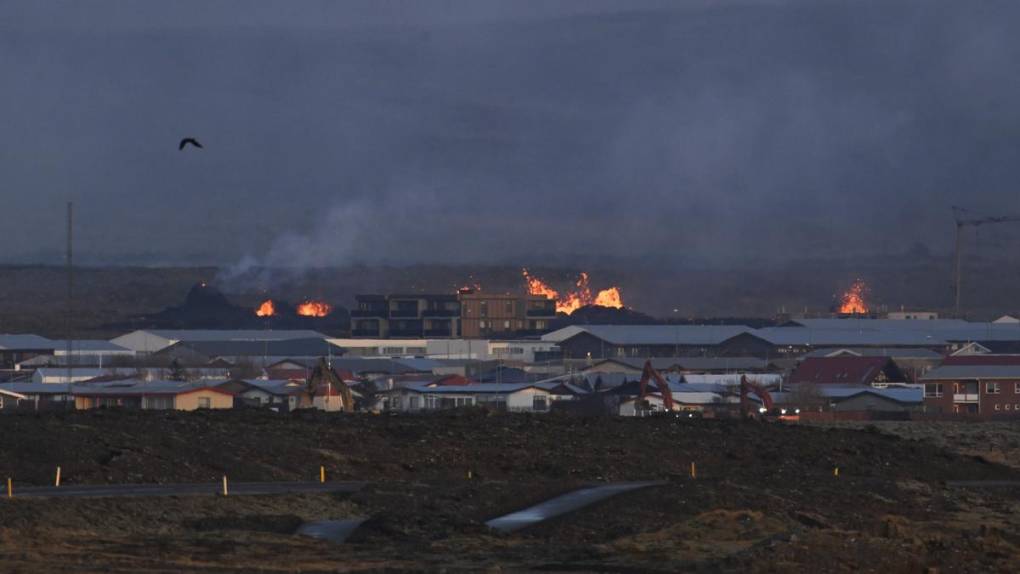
left=6, top=0, right=1020, bottom=571
left=4, top=278, right=1020, bottom=421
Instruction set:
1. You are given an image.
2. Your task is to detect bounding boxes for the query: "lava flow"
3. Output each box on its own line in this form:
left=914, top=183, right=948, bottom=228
left=522, top=268, right=624, bottom=314
left=255, top=300, right=275, bottom=317
left=296, top=300, right=332, bottom=317
left=839, top=279, right=869, bottom=314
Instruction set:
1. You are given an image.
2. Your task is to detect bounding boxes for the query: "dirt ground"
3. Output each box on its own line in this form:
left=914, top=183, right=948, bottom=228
left=2, top=410, right=1020, bottom=572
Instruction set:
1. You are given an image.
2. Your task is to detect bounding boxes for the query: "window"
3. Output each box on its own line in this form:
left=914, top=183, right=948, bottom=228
left=505, top=301, right=514, bottom=314
left=480, top=301, right=488, bottom=317
left=533, top=395, right=548, bottom=412
left=987, top=382, right=1001, bottom=395
left=383, top=347, right=403, bottom=355
left=1015, top=383, right=1020, bottom=394
left=995, top=404, right=1001, bottom=411
left=409, top=397, right=420, bottom=410
left=924, top=384, right=943, bottom=398
left=146, top=396, right=173, bottom=410
left=198, top=397, right=211, bottom=409
left=1007, top=404, right=1012, bottom=411
left=0, top=396, right=4, bottom=410
left=503, top=320, right=511, bottom=329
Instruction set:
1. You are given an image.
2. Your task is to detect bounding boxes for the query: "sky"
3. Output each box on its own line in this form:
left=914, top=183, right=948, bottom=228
left=3, top=0, right=1020, bottom=269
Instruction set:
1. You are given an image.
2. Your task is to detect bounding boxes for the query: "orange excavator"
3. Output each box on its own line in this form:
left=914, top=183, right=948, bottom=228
left=739, top=374, right=777, bottom=420
left=738, top=377, right=799, bottom=422
left=638, top=360, right=675, bottom=411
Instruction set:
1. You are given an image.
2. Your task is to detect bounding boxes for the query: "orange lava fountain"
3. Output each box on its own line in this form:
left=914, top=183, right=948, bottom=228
left=522, top=268, right=624, bottom=314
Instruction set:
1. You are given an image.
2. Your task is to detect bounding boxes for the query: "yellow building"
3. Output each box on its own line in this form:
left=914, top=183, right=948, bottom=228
left=73, top=382, right=234, bottom=411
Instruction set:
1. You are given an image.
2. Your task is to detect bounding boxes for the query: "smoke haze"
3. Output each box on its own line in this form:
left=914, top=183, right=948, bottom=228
left=4, top=1, right=1020, bottom=268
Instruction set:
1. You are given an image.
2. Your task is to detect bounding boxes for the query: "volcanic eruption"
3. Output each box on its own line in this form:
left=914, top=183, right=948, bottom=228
left=522, top=268, right=624, bottom=314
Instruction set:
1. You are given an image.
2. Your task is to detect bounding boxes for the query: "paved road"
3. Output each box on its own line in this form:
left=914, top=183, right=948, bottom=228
left=485, top=481, right=667, bottom=533
left=7, top=481, right=365, bottom=499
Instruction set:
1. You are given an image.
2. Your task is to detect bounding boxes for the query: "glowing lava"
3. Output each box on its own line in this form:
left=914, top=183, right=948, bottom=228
left=296, top=300, right=332, bottom=317
left=839, top=279, right=869, bottom=315
left=255, top=300, right=275, bottom=317
left=522, top=268, right=624, bottom=314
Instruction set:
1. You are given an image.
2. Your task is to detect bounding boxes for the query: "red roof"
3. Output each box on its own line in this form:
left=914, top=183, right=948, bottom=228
left=431, top=375, right=473, bottom=386
left=790, top=356, right=902, bottom=385
left=943, top=355, right=1020, bottom=366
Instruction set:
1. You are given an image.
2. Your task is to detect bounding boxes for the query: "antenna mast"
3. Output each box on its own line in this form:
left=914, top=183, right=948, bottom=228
left=65, top=201, right=73, bottom=384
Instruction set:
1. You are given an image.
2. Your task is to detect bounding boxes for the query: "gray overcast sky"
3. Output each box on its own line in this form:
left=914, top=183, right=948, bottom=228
left=3, top=0, right=1020, bottom=267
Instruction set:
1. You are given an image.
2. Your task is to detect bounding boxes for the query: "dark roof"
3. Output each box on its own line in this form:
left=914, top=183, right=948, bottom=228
left=71, top=380, right=234, bottom=397
left=0, top=334, right=56, bottom=350
left=267, top=357, right=432, bottom=375
left=804, top=347, right=943, bottom=359
left=560, top=325, right=752, bottom=346
left=593, top=357, right=769, bottom=372
left=790, top=356, right=903, bottom=385
left=160, top=338, right=344, bottom=359
left=475, top=366, right=533, bottom=384
left=943, top=355, right=1020, bottom=366
left=973, top=341, right=1020, bottom=354
left=751, top=328, right=945, bottom=347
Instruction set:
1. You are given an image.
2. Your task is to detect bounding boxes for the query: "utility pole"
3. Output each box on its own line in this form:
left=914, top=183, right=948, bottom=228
left=65, top=201, right=73, bottom=385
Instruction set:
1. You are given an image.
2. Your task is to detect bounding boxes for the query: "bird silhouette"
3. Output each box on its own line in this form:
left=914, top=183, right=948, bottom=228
left=178, top=138, right=203, bottom=150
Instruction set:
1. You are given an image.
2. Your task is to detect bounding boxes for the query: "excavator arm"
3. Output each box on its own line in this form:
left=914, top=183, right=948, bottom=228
left=739, top=375, right=773, bottom=417
left=638, top=360, right=675, bottom=411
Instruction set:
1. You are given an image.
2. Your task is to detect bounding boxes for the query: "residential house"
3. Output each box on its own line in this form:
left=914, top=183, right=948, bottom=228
left=376, top=382, right=571, bottom=413
left=921, top=364, right=1020, bottom=416
left=0, top=334, right=57, bottom=370
left=789, top=356, right=908, bottom=387
left=0, top=387, right=27, bottom=411
left=0, top=383, right=74, bottom=411
left=72, top=381, right=235, bottom=411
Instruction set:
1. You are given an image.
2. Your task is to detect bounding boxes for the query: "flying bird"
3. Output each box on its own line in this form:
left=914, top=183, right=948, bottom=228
left=178, top=137, right=203, bottom=150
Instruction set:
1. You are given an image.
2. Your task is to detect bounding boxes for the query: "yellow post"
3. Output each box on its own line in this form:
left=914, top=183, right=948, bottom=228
left=690, top=462, right=697, bottom=479
left=834, top=467, right=839, bottom=477
left=222, top=475, right=228, bottom=496
left=320, top=466, right=326, bottom=484
left=6, top=478, right=11, bottom=499
left=55, top=466, right=61, bottom=487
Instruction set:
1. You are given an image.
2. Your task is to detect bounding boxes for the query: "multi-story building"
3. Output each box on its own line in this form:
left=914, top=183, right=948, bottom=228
left=350, top=291, right=557, bottom=339
left=921, top=363, right=1020, bottom=417
left=350, top=294, right=461, bottom=338
left=458, top=291, right=556, bottom=338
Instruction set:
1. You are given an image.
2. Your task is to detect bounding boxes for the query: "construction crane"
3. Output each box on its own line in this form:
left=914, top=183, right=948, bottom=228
left=952, top=206, right=1020, bottom=317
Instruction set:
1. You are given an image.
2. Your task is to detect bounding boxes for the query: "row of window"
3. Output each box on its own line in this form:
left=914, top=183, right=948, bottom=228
left=925, top=382, right=1020, bottom=397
